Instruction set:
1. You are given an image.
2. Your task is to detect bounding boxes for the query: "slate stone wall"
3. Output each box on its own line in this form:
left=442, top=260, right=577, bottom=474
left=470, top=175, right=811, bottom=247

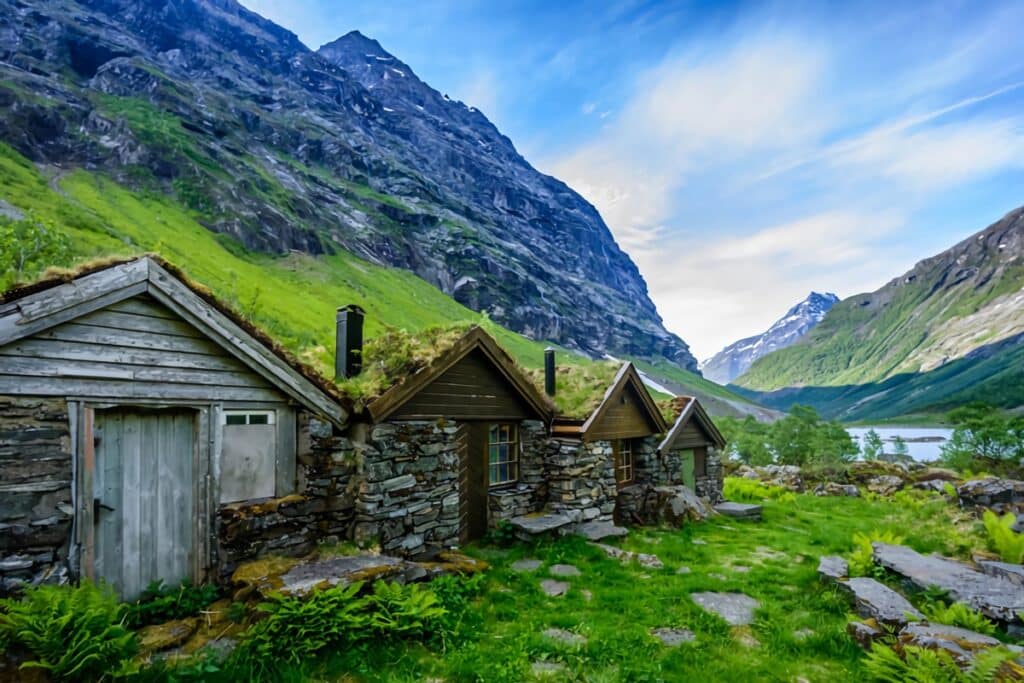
left=216, top=412, right=355, bottom=579
left=0, top=397, right=73, bottom=595
left=695, top=447, right=725, bottom=503
left=488, top=420, right=549, bottom=524
left=544, top=439, right=617, bottom=523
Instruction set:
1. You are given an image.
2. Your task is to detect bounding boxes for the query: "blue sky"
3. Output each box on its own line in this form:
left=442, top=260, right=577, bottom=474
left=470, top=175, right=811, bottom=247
left=241, top=0, right=1024, bottom=360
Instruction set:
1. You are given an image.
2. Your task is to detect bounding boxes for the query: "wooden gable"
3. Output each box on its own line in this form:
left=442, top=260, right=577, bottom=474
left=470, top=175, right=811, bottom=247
left=658, top=398, right=726, bottom=452
left=368, top=327, right=552, bottom=423
left=0, top=257, right=347, bottom=426
left=581, top=363, right=667, bottom=441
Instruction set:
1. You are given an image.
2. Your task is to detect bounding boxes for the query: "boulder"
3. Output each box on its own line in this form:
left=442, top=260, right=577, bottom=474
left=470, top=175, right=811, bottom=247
left=866, top=475, right=904, bottom=496
left=836, top=577, right=923, bottom=628
left=654, top=485, right=713, bottom=524
left=957, top=478, right=1024, bottom=515
left=760, top=465, right=805, bottom=492
left=817, top=556, right=849, bottom=582
left=873, top=543, right=1024, bottom=624
left=814, top=482, right=860, bottom=497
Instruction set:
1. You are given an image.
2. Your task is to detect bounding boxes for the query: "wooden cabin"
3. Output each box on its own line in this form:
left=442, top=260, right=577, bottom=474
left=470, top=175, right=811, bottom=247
left=658, top=397, right=727, bottom=502
left=345, top=327, right=553, bottom=553
left=548, top=363, right=669, bottom=523
left=0, top=257, right=348, bottom=598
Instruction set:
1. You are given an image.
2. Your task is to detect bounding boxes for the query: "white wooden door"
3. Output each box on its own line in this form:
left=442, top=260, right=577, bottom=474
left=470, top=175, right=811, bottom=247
left=93, top=409, right=196, bottom=600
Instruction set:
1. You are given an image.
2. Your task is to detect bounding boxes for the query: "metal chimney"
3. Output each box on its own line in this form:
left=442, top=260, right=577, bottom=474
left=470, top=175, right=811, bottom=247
left=544, top=347, right=556, bottom=397
left=335, top=305, right=365, bottom=379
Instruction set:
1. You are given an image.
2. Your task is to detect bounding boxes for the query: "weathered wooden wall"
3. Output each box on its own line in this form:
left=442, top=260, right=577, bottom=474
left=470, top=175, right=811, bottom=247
left=0, top=296, right=286, bottom=402
left=586, top=384, right=660, bottom=440
left=390, top=349, right=533, bottom=420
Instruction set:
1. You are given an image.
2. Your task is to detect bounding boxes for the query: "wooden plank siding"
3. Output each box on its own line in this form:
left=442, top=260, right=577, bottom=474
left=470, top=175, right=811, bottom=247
left=670, top=421, right=715, bottom=448
left=0, top=295, right=288, bottom=404
left=586, top=382, right=663, bottom=441
left=390, top=349, right=534, bottom=421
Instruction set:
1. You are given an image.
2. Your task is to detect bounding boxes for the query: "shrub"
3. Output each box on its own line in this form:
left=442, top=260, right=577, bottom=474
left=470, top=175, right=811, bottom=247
left=123, top=579, right=221, bottom=628
left=724, top=477, right=794, bottom=503
left=848, top=530, right=904, bottom=577
left=982, top=510, right=1024, bottom=564
left=940, top=403, right=1024, bottom=474
left=0, top=582, right=137, bottom=682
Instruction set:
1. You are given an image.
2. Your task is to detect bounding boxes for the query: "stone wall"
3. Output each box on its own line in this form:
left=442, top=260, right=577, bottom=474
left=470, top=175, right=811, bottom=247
left=545, top=439, right=617, bottom=523
left=694, top=447, right=725, bottom=503
left=0, top=397, right=72, bottom=595
left=216, top=412, right=355, bottom=579
left=489, top=420, right=550, bottom=524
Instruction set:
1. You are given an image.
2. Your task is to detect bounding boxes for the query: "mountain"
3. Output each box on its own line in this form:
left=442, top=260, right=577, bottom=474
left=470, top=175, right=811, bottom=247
left=733, top=207, right=1024, bottom=419
left=700, top=292, right=839, bottom=385
left=0, top=0, right=697, bottom=370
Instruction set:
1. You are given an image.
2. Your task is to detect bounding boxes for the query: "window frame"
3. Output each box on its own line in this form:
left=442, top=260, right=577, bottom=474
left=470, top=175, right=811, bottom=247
left=614, top=438, right=635, bottom=486
left=222, top=410, right=276, bottom=426
left=487, top=423, right=519, bottom=488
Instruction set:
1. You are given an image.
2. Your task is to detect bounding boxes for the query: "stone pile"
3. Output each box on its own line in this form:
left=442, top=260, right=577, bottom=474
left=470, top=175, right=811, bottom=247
left=616, top=484, right=713, bottom=527
left=957, top=478, right=1024, bottom=518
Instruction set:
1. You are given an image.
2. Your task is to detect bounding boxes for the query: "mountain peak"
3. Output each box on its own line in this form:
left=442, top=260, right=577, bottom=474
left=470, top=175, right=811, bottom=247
left=319, top=30, right=392, bottom=59
left=700, top=291, right=840, bottom=384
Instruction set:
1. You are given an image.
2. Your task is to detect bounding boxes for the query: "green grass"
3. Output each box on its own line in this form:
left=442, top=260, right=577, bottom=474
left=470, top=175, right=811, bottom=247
left=194, top=489, right=990, bottom=682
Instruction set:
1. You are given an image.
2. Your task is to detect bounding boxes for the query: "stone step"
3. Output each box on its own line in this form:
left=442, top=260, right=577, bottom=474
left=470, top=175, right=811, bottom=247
left=714, top=502, right=763, bottom=521
left=872, top=542, right=1024, bottom=624
left=509, top=512, right=574, bottom=540
left=837, top=577, right=923, bottom=628
left=975, top=559, right=1024, bottom=587
left=575, top=520, right=628, bottom=541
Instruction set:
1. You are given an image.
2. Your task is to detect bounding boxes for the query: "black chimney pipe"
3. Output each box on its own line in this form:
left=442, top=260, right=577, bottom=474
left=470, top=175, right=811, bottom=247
left=544, top=347, right=556, bottom=396
left=336, top=305, right=365, bottom=379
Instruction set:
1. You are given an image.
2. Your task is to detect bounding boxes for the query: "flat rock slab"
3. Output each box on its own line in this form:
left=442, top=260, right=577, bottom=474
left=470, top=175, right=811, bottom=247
left=531, top=661, right=567, bottom=677
left=837, top=577, right=923, bottom=628
left=651, top=627, right=695, bottom=646
left=714, top=502, right=763, bottom=521
left=278, top=555, right=408, bottom=596
left=818, top=556, right=849, bottom=582
left=590, top=542, right=664, bottom=569
left=549, top=564, right=581, bottom=577
left=575, top=520, right=628, bottom=541
left=691, top=592, right=760, bottom=625
left=976, top=559, right=1024, bottom=587
left=511, top=513, right=574, bottom=536
left=542, top=627, right=587, bottom=647
left=873, top=542, right=1024, bottom=623
left=900, top=623, right=1005, bottom=665
left=511, top=559, right=542, bottom=572
left=540, top=579, right=570, bottom=597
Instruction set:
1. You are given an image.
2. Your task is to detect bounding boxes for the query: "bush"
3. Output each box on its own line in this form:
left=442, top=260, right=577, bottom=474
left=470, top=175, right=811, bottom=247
left=864, top=642, right=1019, bottom=682
left=940, top=403, right=1024, bottom=474
left=719, top=406, right=857, bottom=467
left=123, top=579, right=221, bottom=628
left=982, top=510, right=1024, bottom=564
left=0, top=582, right=137, bottom=682
left=724, top=477, right=796, bottom=503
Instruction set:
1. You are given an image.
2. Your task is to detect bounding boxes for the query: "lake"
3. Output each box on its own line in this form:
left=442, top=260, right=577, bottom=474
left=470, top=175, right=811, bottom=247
left=846, top=426, right=952, bottom=462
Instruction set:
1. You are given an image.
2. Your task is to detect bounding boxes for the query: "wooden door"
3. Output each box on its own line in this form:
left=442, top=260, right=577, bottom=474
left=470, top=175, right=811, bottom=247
left=93, top=408, right=196, bottom=600
left=679, top=448, right=696, bottom=490
left=459, top=422, right=489, bottom=542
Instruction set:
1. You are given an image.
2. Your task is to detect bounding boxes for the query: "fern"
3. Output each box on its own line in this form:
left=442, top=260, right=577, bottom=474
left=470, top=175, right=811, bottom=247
left=848, top=530, right=904, bottom=577
left=865, top=643, right=1021, bottom=683
left=921, top=602, right=996, bottom=636
left=0, top=582, right=137, bottom=682
left=367, top=581, right=446, bottom=639
left=982, top=510, right=1024, bottom=564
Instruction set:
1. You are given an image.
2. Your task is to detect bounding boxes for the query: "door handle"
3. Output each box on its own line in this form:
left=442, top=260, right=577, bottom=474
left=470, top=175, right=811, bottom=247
left=93, top=498, right=115, bottom=516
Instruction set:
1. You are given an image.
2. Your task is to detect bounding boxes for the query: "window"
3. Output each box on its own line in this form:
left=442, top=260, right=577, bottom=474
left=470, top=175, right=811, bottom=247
left=488, top=423, right=518, bottom=486
left=223, top=411, right=274, bottom=426
left=615, top=439, right=634, bottom=485
left=220, top=411, right=277, bottom=503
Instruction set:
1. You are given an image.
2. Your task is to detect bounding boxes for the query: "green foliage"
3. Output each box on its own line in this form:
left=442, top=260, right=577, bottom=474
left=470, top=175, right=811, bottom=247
left=861, top=429, right=885, bottom=460
left=920, top=601, right=996, bottom=636
left=864, top=642, right=1019, bottom=682
left=365, top=581, right=446, bottom=640
left=428, top=573, right=485, bottom=649
left=0, top=582, right=137, bottom=682
left=848, top=530, right=905, bottom=577
left=892, top=436, right=910, bottom=459
left=723, top=477, right=795, bottom=503
left=941, top=403, right=1024, bottom=473
left=486, top=519, right=519, bottom=547
left=123, top=579, right=220, bottom=628
left=0, top=215, right=73, bottom=288
left=982, top=510, right=1024, bottom=564
left=719, top=406, right=857, bottom=467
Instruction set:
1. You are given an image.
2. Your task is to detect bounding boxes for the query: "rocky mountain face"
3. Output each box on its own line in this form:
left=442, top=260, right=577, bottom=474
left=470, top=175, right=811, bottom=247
left=735, top=207, right=1024, bottom=412
left=0, top=0, right=697, bottom=369
left=701, top=292, right=839, bottom=385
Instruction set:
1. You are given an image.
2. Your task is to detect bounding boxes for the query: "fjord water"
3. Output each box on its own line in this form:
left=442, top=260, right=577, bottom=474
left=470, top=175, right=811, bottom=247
left=846, top=427, right=953, bottom=462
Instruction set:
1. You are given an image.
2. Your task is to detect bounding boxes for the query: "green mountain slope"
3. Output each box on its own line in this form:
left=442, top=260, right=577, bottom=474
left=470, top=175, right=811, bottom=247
left=732, top=207, right=1024, bottom=418
left=0, top=143, right=758, bottom=417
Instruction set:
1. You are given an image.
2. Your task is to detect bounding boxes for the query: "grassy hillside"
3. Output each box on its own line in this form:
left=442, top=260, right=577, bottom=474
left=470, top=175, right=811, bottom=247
left=0, top=143, right=754, bottom=415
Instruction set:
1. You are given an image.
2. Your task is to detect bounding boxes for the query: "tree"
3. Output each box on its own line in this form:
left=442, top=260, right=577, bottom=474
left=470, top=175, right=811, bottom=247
left=769, top=405, right=857, bottom=467
left=718, top=416, right=773, bottom=466
left=0, top=216, right=72, bottom=288
left=861, top=429, right=885, bottom=460
left=941, top=402, right=1024, bottom=472
left=892, top=436, right=909, bottom=460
